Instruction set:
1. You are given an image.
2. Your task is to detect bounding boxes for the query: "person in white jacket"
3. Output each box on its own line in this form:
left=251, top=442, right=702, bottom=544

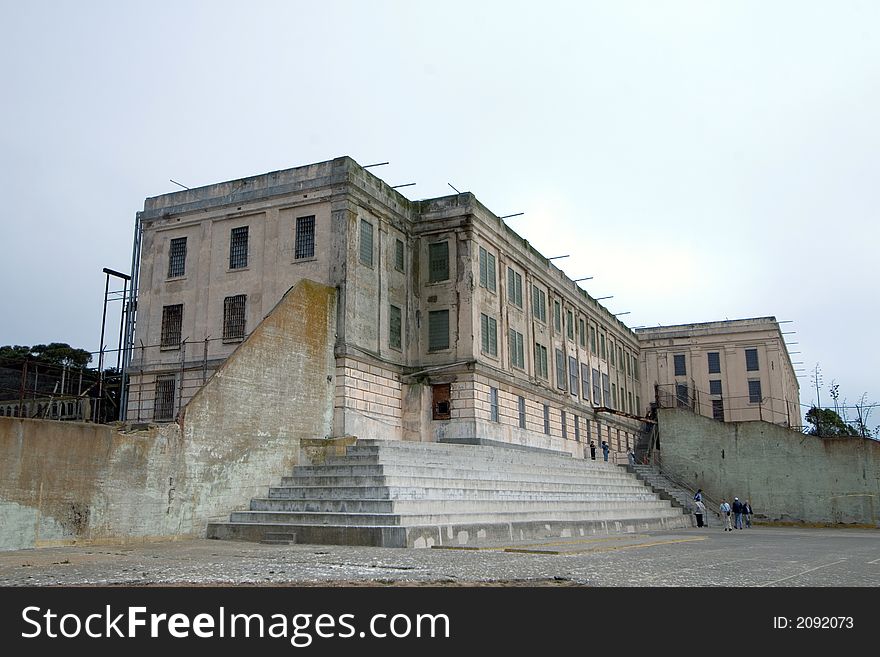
left=719, top=499, right=733, bottom=531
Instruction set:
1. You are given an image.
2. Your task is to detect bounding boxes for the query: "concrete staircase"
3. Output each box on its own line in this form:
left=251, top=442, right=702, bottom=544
left=630, top=464, right=713, bottom=524
left=206, top=439, right=694, bottom=548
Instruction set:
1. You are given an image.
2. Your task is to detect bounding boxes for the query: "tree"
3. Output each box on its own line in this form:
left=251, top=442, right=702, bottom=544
left=0, top=343, right=92, bottom=368
left=805, top=406, right=858, bottom=437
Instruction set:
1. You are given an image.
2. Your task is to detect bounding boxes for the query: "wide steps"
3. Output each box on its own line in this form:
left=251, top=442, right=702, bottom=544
left=207, top=438, right=692, bottom=547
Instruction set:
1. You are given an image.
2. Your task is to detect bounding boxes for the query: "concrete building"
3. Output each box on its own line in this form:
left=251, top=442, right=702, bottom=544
left=635, top=318, right=800, bottom=427
left=125, top=156, right=799, bottom=458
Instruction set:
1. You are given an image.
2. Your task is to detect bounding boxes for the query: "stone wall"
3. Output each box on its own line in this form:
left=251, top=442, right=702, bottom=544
left=657, top=408, right=880, bottom=525
left=0, top=280, right=336, bottom=550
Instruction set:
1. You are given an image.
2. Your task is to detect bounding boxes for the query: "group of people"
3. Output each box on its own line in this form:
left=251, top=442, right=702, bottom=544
left=588, top=441, right=611, bottom=462
left=692, top=489, right=753, bottom=530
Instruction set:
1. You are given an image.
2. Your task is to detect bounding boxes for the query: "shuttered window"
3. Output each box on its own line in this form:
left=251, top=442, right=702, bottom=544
left=395, top=239, right=405, bottom=272
left=532, top=286, right=546, bottom=322
left=509, top=329, right=524, bottom=369
left=507, top=268, right=523, bottom=307
left=428, top=242, right=449, bottom=282
left=568, top=356, right=579, bottom=395
left=553, top=300, right=561, bottom=330
left=480, top=313, right=497, bottom=356
left=478, top=247, right=496, bottom=292
left=592, top=368, right=601, bottom=404
left=428, top=310, right=449, bottom=351
left=578, top=318, right=586, bottom=347
left=602, top=373, right=610, bottom=407
left=534, top=343, right=548, bottom=379
left=555, top=349, right=566, bottom=390
left=581, top=363, right=591, bottom=401
left=566, top=310, right=574, bottom=340
left=359, top=220, right=373, bottom=266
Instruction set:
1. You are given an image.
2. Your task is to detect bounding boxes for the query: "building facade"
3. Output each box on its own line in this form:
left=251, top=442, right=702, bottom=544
left=125, top=157, right=799, bottom=457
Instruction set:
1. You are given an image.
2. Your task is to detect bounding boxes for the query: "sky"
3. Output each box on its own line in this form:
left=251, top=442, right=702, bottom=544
left=1, top=1, right=877, bottom=426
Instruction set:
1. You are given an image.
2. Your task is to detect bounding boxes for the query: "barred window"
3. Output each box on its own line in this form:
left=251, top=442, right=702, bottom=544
left=160, top=304, right=183, bottom=349
left=581, top=363, right=590, bottom=401
left=229, top=226, right=249, bottom=269
left=534, top=343, right=548, bottom=379
left=674, top=354, right=687, bottom=376
left=478, top=246, right=496, bottom=292
left=518, top=396, right=526, bottom=429
left=294, top=215, right=315, bottom=259
left=490, top=387, right=499, bottom=422
left=480, top=313, right=497, bottom=356
left=708, top=351, right=721, bottom=374
left=532, top=286, right=546, bottom=322
left=389, top=304, right=402, bottom=350
left=574, top=414, right=580, bottom=442
left=509, top=329, right=525, bottom=369
left=223, top=294, right=247, bottom=341
left=507, top=268, right=523, bottom=307
left=168, top=237, right=187, bottom=278
left=709, top=379, right=722, bottom=395
left=359, top=220, right=374, bottom=266
left=712, top=399, right=725, bottom=421
left=428, top=241, right=449, bottom=282
left=555, top=348, right=566, bottom=390
left=395, top=239, right=405, bottom=272
left=568, top=356, right=578, bottom=395
left=543, top=404, right=550, bottom=435
left=154, top=376, right=176, bottom=421
left=428, top=310, right=449, bottom=351
left=676, top=383, right=690, bottom=407
left=745, top=348, right=760, bottom=372
left=561, top=410, right=567, bottom=439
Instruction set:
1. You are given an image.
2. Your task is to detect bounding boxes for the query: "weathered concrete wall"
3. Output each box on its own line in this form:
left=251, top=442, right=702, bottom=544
left=0, top=280, right=336, bottom=550
left=658, top=408, right=880, bottom=525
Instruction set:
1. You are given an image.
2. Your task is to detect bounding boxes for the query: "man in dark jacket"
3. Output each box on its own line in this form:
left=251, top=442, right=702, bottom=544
left=732, top=497, right=744, bottom=530
left=589, top=441, right=596, bottom=460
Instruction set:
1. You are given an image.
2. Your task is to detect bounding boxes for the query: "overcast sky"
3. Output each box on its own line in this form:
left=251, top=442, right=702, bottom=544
left=1, top=1, right=877, bottom=424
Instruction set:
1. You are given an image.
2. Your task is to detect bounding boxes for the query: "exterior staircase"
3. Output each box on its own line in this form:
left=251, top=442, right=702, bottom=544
left=629, top=464, right=715, bottom=524
left=206, top=439, right=693, bottom=548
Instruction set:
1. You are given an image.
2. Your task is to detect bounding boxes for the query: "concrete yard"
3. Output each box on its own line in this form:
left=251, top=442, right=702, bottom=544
left=1, top=525, right=878, bottom=587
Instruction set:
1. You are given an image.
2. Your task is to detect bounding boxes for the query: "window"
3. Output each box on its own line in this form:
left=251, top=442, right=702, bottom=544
left=154, top=376, right=176, bottom=421
left=626, top=351, right=632, bottom=376
left=592, top=368, right=601, bottom=404
left=636, top=396, right=641, bottom=415
left=543, top=404, right=550, bottom=435
left=395, top=239, right=405, bottom=272
left=566, top=310, right=574, bottom=340
left=509, top=328, right=525, bottom=369
left=568, top=356, right=579, bottom=395
left=507, top=268, right=523, bottom=307
left=553, top=300, right=561, bottom=331
left=748, top=379, right=762, bottom=403
left=389, top=304, right=402, bottom=350
left=676, top=383, right=690, bottom=407
left=480, top=313, right=498, bottom=356
left=294, top=215, right=315, bottom=259
left=478, top=247, right=496, bottom=292
left=229, top=226, right=249, bottom=269
left=611, top=383, right=617, bottom=410
left=573, top=414, right=580, bottom=442
left=555, top=349, right=566, bottom=390
left=745, top=348, right=759, bottom=372
left=674, top=354, right=687, bottom=376
left=709, top=379, right=722, bottom=395
left=168, top=237, right=187, bottom=278
left=490, top=387, right=499, bottom=422
left=578, top=318, right=586, bottom=347
left=429, top=244, right=448, bottom=282
left=609, top=341, right=616, bottom=366
left=627, top=391, right=633, bottom=414
left=359, top=220, right=374, bottom=266
left=428, top=310, right=449, bottom=351
left=534, top=343, right=549, bottom=379
left=633, top=357, right=640, bottom=381
left=518, top=396, right=526, bottom=429
left=602, top=373, right=610, bottom=407
left=561, top=410, right=567, bottom=439
left=618, top=346, right=624, bottom=370
left=532, top=286, right=546, bottom=322
left=708, top=351, right=721, bottom=374
left=223, top=294, right=247, bottom=341
left=160, top=304, right=183, bottom=349
left=589, top=326, right=596, bottom=354
left=580, top=363, right=590, bottom=401
left=585, top=418, right=591, bottom=443
left=712, top=399, right=725, bottom=421
left=600, top=333, right=606, bottom=360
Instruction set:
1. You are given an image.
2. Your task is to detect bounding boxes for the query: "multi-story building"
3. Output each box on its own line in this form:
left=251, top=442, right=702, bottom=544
left=124, top=156, right=799, bottom=457
left=636, top=318, right=800, bottom=427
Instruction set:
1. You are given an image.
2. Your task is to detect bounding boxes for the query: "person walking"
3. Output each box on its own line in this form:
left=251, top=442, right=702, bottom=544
left=627, top=449, right=636, bottom=466
left=732, top=497, right=743, bottom=530
left=744, top=500, right=753, bottom=528
left=589, top=441, right=596, bottom=460
left=694, top=499, right=706, bottom=528
left=720, top=499, right=732, bottom=531
left=694, top=488, right=703, bottom=503
left=601, top=441, right=610, bottom=462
